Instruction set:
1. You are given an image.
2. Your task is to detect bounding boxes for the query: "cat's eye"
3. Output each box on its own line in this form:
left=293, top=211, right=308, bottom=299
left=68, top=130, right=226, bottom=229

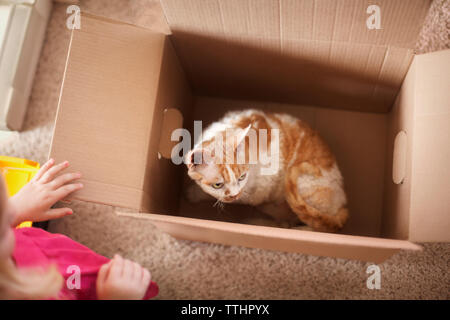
left=238, top=173, right=247, bottom=181
left=212, top=182, right=224, bottom=189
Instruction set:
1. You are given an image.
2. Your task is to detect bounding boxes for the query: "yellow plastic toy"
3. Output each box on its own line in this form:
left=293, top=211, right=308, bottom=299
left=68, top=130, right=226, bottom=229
left=0, top=156, right=40, bottom=228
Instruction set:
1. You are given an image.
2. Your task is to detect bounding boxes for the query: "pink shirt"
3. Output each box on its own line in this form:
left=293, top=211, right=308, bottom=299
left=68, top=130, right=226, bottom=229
left=12, top=227, right=158, bottom=300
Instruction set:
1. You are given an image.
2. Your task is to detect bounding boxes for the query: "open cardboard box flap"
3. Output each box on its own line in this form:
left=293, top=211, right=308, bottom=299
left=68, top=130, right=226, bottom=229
left=50, top=14, right=192, bottom=213
left=116, top=212, right=420, bottom=263
left=160, top=0, right=431, bottom=113
left=401, top=50, right=450, bottom=242
left=50, top=2, right=448, bottom=262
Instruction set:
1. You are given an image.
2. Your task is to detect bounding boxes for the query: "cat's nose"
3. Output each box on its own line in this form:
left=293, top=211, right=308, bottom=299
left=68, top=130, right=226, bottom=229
left=224, top=193, right=240, bottom=202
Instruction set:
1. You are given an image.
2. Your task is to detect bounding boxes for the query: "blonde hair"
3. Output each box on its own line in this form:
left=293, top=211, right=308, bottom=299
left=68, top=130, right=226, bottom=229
left=0, top=259, right=63, bottom=299
left=0, top=172, right=64, bottom=299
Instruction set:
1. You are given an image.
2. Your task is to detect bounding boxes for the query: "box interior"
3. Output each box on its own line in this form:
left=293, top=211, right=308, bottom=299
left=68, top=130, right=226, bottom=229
left=177, top=97, right=388, bottom=238
left=143, top=0, right=431, bottom=240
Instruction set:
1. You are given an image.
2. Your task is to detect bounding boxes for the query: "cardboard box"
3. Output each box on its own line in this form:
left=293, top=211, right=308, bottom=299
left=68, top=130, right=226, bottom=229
left=49, top=0, right=450, bottom=263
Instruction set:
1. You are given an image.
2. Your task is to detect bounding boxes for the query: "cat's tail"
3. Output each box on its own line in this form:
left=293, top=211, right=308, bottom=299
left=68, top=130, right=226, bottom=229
left=285, top=165, right=349, bottom=233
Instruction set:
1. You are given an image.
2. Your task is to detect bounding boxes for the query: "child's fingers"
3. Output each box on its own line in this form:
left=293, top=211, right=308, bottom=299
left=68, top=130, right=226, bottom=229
left=40, top=161, right=69, bottom=184
left=132, top=261, right=141, bottom=282
left=54, top=183, right=83, bottom=201
left=97, top=262, right=112, bottom=292
left=96, top=261, right=111, bottom=294
left=123, top=259, right=134, bottom=280
left=110, top=254, right=124, bottom=278
left=50, top=172, right=81, bottom=190
left=32, top=158, right=55, bottom=181
left=142, top=268, right=151, bottom=286
left=45, top=207, right=73, bottom=220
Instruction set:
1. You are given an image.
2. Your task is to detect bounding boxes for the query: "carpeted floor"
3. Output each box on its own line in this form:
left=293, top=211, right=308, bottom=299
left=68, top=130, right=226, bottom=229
left=1, top=0, right=449, bottom=299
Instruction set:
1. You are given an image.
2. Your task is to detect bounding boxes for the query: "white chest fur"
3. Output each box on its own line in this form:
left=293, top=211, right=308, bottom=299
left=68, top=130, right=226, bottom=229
left=239, top=163, right=286, bottom=206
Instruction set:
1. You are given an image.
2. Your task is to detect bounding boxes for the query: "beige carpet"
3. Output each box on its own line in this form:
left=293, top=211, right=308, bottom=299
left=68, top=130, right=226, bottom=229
left=1, top=0, right=449, bottom=299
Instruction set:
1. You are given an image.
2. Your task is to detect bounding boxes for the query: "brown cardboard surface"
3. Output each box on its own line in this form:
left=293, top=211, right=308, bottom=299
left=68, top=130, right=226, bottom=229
left=169, top=34, right=414, bottom=112
left=117, top=212, right=421, bottom=263
left=161, top=0, right=429, bottom=47
left=141, top=37, right=193, bottom=213
left=158, top=108, right=184, bottom=159
left=381, top=58, right=416, bottom=240
left=382, top=49, right=450, bottom=242
left=409, top=50, right=450, bottom=242
left=161, top=0, right=430, bottom=113
left=49, top=15, right=166, bottom=209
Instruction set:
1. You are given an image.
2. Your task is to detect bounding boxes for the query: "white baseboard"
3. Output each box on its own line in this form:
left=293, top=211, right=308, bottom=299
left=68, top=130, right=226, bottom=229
left=0, top=0, right=52, bottom=131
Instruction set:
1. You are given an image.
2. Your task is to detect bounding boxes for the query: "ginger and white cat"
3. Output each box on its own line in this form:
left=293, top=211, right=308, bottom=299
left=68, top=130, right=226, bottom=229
left=185, top=109, right=348, bottom=232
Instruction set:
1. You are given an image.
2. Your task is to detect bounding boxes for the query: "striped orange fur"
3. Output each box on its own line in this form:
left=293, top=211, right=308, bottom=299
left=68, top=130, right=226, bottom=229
left=185, top=109, right=349, bottom=232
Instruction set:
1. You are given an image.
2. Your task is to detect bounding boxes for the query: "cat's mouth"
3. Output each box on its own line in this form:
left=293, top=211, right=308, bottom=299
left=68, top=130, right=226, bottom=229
left=222, top=194, right=241, bottom=203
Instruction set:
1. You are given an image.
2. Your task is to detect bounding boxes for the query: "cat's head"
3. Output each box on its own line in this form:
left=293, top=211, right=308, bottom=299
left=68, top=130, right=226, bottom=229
left=185, top=126, right=251, bottom=203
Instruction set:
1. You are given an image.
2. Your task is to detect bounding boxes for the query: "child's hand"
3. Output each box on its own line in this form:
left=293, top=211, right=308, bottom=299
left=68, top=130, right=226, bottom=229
left=96, top=254, right=151, bottom=300
left=9, top=159, right=83, bottom=226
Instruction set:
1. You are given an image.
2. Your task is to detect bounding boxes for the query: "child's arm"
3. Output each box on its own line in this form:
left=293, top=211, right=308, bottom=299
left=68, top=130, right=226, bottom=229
left=8, top=159, right=83, bottom=227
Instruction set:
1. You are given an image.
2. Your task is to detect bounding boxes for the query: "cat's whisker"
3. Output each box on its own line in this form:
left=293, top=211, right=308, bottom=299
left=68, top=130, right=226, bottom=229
left=213, top=199, right=226, bottom=213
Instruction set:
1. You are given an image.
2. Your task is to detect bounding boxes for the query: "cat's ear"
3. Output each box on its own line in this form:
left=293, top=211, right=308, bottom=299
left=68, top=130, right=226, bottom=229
left=185, top=149, right=215, bottom=180
left=185, top=148, right=213, bottom=169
